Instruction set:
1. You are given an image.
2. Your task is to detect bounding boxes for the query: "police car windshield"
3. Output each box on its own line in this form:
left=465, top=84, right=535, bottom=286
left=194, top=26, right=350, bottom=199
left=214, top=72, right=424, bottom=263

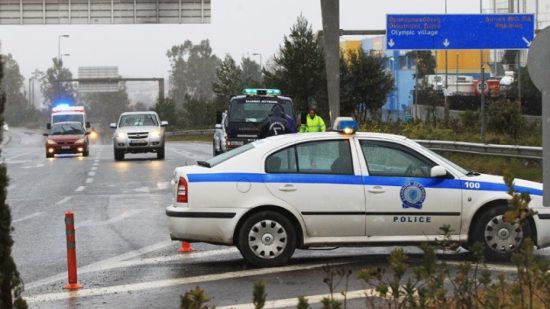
left=204, top=142, right=255, bottom=167
left=228, top=100, right=292, bottom=123
left=417, top=143, right=469, bottom=175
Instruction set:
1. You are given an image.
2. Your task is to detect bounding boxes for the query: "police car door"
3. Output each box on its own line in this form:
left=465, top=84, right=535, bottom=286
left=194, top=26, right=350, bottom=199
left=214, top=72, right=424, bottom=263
left=358, top=139, right=462, bottom=238
left=264, top=138, right=366, bottom=238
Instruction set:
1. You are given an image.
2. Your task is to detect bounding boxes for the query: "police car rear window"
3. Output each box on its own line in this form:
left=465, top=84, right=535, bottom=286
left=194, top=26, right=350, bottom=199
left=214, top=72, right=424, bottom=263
left=203, top=143, right=255, bottom=167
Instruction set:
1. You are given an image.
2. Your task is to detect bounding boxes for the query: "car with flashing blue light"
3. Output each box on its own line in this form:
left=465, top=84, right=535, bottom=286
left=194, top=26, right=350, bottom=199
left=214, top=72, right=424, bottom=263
left=213, top=88, right=295, bottom=156
left=166, top=117, right=550, bottom=267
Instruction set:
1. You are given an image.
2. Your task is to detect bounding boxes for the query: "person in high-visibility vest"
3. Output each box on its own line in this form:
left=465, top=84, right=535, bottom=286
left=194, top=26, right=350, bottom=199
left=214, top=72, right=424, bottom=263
left=299, top=107, right=326, bottom=133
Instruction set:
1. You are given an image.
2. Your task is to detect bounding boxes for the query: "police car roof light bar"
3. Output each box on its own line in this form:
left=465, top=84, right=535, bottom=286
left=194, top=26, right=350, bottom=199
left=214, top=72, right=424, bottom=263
left=333, top=117, right=358, bottom=134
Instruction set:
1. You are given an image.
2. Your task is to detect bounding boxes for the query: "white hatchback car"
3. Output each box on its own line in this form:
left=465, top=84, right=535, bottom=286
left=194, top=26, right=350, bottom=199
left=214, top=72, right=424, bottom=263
left=166, top=119, right=550, bottom=267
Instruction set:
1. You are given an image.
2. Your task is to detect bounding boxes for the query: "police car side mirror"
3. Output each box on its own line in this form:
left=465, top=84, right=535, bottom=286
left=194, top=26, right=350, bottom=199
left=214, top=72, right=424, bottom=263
left=430, top=166, right=447, bottom=178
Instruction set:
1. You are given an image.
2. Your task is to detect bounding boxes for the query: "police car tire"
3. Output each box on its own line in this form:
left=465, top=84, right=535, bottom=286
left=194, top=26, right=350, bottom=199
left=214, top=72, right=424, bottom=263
left=472, top=204, right=532, bottom=261
left=237, top=211, right=296, bottom=267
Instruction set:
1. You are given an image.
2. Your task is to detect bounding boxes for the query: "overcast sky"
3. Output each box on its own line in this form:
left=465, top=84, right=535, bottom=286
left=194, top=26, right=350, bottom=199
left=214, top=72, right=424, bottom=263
left=0, top=0, right=484, bottom=104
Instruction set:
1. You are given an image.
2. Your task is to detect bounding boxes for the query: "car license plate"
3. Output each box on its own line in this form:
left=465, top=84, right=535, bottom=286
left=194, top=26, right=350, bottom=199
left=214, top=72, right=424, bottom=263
left=130, top=141, right=147, bottom=146
left=61, top=146, right=70, bottom=149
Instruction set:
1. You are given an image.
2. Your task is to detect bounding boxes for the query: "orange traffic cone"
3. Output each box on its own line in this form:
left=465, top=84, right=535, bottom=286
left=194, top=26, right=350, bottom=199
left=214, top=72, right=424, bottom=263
left=178, top=241, right=193, bottom=253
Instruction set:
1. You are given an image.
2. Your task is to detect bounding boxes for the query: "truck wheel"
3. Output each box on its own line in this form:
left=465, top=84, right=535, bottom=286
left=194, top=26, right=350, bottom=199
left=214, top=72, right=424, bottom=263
left=114, top=149, right=124, bottom=161
left=471, top=204, right=532, bottom=261
left=237, top=211, right=296, bottom=267
left=157, top=145, right=165, bottom=160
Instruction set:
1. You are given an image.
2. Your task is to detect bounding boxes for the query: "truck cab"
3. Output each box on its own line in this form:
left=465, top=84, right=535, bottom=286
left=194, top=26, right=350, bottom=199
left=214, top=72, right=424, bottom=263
left=213, top=88, right=294, bottom=156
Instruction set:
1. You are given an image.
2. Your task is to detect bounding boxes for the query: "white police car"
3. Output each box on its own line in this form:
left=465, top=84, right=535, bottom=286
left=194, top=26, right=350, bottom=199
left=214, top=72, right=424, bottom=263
left=166, top=118, right=550, bottom=267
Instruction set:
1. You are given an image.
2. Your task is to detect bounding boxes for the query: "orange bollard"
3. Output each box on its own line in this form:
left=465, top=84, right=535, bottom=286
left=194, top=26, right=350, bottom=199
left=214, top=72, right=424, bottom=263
left=64, top=212, right=82, bottom=290
left=178, top=241, right=193, bottom=253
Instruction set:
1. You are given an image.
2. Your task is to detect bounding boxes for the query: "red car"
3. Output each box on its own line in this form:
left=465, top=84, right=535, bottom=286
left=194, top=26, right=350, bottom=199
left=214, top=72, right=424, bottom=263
left=44, top=122, right=90, bottom=158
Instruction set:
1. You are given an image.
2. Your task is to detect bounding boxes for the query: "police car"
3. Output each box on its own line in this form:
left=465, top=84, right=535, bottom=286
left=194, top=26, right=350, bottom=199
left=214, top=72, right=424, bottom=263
left=166, top=118, right=550, bottom=267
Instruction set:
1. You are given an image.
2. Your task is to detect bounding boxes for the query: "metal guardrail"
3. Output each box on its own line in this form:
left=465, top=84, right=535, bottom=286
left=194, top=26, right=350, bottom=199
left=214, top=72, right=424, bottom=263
left=166, top=130, right=543, bottom=160
left=165, top=129, right=214, bottom=136
left=416, top=140, right=542, bottom=160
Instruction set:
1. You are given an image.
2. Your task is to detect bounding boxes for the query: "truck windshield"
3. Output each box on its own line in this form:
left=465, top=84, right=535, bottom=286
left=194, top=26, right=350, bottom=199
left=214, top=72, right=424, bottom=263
left=53, top=114, right=84, bottom=125
left=228, top=101, right=292, bottom=123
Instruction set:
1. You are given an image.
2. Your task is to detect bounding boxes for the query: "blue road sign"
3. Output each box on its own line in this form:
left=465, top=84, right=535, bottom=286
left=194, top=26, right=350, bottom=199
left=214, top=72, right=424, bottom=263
left=386, top=14, right=534, bottom=50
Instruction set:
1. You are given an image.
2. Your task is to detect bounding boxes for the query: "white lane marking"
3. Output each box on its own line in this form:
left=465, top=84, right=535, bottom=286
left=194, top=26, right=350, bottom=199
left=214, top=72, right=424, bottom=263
left=218, top=289, right=376, bottom=309
left=93, top=162, right=99, bottom=166
left=25, top=262, right=340, bottom=303
left=91, top=166, right=98, bottom=171
left=55, top=197, right=72, bottom=205
left=12, top=212, right=43, bottom=223
left=75, top=186, right=85, bottom=192
left=26, top=241, right=173, bottom=290
left=94, top=248, right=239, bottom=271
left=35, top=163, right=44, bottom=168
left=5, top=150, right=36, bottom=160
left=88, top=171, right=96, bottom=176
left=78, top=209, right=145, bottom=228
left=85, top=178, right=94, bottom=184
left=445, top=260, right=517, bottom=273
left=8, top=184, right=17, bottom=191
left=133, top=186, right=150, bottom=193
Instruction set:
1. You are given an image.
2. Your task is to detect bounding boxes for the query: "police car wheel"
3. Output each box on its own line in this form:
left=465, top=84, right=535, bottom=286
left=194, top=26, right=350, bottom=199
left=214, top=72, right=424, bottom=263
left=472, top=204, right=532, bottom=261
left=237, top=211, right=296, bottom=267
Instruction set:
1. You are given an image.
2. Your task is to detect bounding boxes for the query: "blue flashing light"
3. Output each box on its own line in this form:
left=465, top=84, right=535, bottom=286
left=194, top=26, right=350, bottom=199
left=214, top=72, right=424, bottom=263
left=333, top=117, right=358, bottom=134
left=54, top=103, right=71, bottom=109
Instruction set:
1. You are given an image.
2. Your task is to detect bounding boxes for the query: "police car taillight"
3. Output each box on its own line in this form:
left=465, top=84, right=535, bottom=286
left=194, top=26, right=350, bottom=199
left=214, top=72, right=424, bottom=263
left=177, top=176, right=188, bottom=203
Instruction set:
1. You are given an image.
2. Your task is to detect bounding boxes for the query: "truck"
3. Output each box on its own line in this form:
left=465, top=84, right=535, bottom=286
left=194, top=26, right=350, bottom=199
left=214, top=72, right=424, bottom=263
left=47, top=104, right=90, bottom=130
left=213, top=88, right=295, bottom=156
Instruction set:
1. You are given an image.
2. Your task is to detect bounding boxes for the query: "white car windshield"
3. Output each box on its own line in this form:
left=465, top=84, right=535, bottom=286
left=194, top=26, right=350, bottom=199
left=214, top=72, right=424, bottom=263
left=119, top=114, right=158, bottom=127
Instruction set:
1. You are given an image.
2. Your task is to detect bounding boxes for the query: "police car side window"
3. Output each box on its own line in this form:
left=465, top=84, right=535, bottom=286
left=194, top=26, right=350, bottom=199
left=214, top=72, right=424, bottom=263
left=265, top=147, right=297, bottom=173
left=360, top=140, right=434, bottom=177
left=295, top=140, right=353, bottom=175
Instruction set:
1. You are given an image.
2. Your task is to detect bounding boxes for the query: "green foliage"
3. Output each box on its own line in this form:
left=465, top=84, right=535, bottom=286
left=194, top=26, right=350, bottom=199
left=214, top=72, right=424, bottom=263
left=39, top=57, right=77, bottom=108
left=253, top=281, right=266, bottom=309
left=0, top=54, right=27, bottom=309
left=263, top=15, right=327, bottom=117
left=507, top=66, right=542, bottom=116
left=296, top=296, right=310, bottom=309
left=212, top=55, right=244, bottom=100
left=416, top=82, right=444, bottom=123
left=240, top=57, right=262, bottom=87
left=180, top=286, right=213, bottom=309
left=167, top=39, right=220, bottom=108
left=487, top=99, right=524, bottom=142
left=406, top=51, right=436, bottom=79
left=340, top=48, right=394, bottom=122
left=84, top=88, right=131, bottom=132
left=154, top=97, right=177, bottom=128
left=1, top=54, right=39, bottom=126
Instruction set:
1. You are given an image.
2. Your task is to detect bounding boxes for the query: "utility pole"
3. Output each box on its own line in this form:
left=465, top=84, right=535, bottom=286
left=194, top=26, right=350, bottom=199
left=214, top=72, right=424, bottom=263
left=320, top=0, right=340, bottom=125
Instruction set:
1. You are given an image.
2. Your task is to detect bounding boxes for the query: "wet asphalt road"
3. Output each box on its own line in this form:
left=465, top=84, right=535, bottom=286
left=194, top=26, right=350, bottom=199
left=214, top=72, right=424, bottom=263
left=4, top=127, right=550, bottom=309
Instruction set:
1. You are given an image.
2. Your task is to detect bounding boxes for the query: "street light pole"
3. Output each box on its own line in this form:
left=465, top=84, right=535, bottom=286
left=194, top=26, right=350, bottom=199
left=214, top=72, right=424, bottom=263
left=252, top=53, right=263, bottom=86
left=58, top=34, right=69, bottom=63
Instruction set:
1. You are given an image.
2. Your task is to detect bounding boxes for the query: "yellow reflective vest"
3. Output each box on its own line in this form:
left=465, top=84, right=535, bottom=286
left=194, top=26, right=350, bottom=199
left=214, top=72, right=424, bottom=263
left=299, top=115, right=326, bottom=132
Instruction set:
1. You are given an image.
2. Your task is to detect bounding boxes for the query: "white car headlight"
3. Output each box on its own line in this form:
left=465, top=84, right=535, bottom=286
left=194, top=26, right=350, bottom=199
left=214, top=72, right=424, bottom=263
left=150, top=130, right=162, bottom=138
left=115, top=132, right=127, bottom=139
